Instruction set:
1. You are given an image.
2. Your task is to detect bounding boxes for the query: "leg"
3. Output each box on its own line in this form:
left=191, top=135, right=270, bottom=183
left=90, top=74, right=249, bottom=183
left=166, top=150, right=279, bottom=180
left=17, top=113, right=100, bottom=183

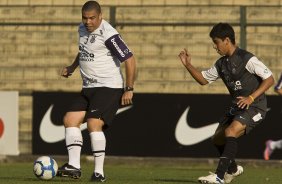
left=212, top=123, right=228, bottom=156
left=199, top=120, right=245, bottom=184
left=264, top=139, right=282, bottom=160
left=88, top=118, right=106, bottom=182
left=85, top=87, right=123, bottom=182
left=215, top=120, right=245, bottom=179
left=212, top=123, right=238, bottom=175
left=57, top=111, right=85, bottom=179
left=64, top=111, right=85, bottom=168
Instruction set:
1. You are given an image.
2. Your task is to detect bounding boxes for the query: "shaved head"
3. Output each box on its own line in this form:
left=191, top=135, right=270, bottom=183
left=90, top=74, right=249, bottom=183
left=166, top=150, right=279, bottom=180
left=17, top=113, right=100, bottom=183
left=82, top=1, right=101, bottom=14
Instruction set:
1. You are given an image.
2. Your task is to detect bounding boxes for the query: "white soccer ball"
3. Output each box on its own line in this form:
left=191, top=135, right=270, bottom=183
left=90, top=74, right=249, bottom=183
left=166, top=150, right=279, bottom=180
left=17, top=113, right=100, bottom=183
left=33, top=156, right=58, bottom=180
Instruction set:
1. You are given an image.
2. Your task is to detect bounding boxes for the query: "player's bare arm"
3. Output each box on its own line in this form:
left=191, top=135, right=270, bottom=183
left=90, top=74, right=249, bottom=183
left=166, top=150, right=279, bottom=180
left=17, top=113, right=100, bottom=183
left=237, top=75, right=274, bottom=109
left=121, top=55, right=136, bottom=105
left=61, top=53, right=80, bottom=78
left=178, top=48, right=208, bottom=85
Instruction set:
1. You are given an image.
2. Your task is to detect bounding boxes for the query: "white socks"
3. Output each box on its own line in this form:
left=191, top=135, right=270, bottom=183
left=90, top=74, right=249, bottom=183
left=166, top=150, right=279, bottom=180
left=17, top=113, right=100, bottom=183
left=65, top=128, right=106, bottom=175
left=90, top=131, right=106, bottom=176
left=65, top=127, right=83, bottom=169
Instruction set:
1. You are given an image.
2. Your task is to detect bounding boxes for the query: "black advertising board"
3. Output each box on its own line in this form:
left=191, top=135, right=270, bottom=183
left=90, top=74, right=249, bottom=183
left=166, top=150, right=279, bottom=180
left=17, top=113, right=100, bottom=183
left=32, top=92, right=282, bottom=159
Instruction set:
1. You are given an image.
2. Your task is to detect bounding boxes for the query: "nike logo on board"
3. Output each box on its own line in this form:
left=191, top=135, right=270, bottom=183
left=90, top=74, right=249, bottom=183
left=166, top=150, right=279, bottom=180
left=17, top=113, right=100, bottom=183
left=39, top=105, right=132, bottom=143
left=175, top=106, right=219, bottom=146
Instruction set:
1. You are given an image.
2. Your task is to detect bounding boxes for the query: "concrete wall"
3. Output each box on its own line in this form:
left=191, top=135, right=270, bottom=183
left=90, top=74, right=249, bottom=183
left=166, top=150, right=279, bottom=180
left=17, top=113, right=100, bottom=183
left=0, top=1, right=281, bottom=153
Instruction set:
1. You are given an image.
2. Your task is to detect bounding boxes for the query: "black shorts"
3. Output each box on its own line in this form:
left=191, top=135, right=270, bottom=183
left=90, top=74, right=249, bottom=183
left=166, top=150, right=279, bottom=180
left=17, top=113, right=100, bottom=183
left=68, top=87, right=123, bottom=126
left=219, top=106, right=266, bottom=134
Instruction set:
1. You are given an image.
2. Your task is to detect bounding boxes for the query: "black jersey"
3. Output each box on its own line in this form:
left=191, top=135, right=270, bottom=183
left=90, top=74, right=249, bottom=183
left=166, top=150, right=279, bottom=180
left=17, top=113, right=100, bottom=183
left=202, top=47, right=272, bottom=110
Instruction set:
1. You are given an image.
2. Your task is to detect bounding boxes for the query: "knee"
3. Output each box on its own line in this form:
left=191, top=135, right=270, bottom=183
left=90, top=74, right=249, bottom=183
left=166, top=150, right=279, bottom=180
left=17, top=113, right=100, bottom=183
left=63, top=115, right=71, bottom=126
left=87, top=118, right=104, bottom=132
left=63, top=113, right=82, bottom=128
left=225, top=127, right=236, bottom=137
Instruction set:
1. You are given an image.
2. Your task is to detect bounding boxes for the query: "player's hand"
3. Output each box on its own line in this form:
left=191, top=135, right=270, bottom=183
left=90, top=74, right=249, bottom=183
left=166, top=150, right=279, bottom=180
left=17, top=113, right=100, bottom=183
left=178, top=48, right=192, bottom=67
left=61, top=66, right=74, bottom=78
left=121, top=91, right=133, bottom=105
left=236, top=96, right=253, bottom=109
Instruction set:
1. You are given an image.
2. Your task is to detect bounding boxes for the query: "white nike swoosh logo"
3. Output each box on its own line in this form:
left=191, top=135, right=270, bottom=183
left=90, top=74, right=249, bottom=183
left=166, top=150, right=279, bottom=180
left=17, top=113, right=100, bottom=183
left=64, top=166, right=77, bottom=171
left=39, top=105, right=133, bottom=143
left=175, top=106, right=219, bottom=146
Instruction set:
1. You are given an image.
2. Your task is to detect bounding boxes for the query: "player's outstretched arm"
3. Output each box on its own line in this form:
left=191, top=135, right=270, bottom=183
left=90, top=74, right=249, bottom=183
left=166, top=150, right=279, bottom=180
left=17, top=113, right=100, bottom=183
left=178, top=48, right=208, bottom=85
left=121, top=55, right=136, bottom=105
left=61, top=53, right=80, bottom=78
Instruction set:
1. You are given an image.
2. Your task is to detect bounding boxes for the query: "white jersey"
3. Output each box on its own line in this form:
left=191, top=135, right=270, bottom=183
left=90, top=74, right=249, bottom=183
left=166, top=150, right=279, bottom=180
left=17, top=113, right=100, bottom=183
left=78, top=20, right=131, bottom=88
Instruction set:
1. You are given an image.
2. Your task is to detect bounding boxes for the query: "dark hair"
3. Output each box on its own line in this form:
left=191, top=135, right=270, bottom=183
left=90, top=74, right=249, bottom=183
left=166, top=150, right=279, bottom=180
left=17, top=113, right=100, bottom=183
left=209, top=23, right=235, bottom=44
left=82, top=0, right=101, bottom=14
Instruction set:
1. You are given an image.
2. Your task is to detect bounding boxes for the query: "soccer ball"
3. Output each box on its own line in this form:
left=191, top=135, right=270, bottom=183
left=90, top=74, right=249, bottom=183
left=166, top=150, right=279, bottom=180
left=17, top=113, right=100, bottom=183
left=33, top=156, right=58, bottom=180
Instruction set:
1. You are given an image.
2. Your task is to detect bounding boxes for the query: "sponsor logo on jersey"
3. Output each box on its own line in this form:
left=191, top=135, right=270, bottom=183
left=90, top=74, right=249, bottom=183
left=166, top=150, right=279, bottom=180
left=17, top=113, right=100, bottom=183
left=234, top=80, right=242, bottom=90
left=79, top=45, right=95, bottom=62
left=111, top=37, right=125, bottom=57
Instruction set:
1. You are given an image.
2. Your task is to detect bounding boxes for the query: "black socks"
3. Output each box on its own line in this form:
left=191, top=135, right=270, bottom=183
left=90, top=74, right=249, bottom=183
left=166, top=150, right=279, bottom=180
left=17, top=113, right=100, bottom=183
left=216, top=137, right=237, bottom=179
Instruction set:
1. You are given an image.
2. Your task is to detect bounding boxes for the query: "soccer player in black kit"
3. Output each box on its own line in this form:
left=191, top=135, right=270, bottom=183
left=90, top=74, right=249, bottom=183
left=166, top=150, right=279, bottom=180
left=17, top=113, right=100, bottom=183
left=178, top=23, right=274, bottom=184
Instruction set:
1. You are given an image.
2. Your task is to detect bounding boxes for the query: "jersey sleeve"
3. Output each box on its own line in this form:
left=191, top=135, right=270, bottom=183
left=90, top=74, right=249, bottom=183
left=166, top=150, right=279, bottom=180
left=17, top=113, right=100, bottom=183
left=201, top=65, right=219, bottom=83
left=245, top=56, right=272, bottom=80
left=105, top=34, right=133, bottom=62
left=275, top=73, right=282, bottom=90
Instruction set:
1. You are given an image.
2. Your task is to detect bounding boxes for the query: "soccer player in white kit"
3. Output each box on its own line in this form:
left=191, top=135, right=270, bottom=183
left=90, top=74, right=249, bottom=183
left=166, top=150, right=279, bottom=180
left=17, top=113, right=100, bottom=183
left=57, top=1, right=136, bottom=182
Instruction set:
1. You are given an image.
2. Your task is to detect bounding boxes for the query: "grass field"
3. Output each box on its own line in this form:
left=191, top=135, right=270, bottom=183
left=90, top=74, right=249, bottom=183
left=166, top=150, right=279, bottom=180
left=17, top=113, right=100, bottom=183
left=0, top=156, right=281, bottom=184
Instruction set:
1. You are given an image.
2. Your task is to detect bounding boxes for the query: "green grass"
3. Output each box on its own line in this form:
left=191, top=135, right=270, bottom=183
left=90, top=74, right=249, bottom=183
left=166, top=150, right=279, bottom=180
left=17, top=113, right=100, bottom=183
left=0, top=157, right=282, bottom=184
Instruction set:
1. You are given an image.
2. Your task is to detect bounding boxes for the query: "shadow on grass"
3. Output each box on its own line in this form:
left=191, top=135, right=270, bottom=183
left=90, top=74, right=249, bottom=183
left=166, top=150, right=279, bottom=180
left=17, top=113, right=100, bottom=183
left=155, top=178, right=198, bottom=183
left=0, top=176, right=80, bottom=183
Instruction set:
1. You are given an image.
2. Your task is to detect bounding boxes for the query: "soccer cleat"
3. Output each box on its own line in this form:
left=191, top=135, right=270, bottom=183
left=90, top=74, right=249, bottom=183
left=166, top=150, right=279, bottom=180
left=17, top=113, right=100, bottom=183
left=91, top=172, right=106, bottom=182
left=224, top=165, right=243, bottom=183
left=198, top=172, right=224, bottom=184
left=56, top=163, right=81, bottom=179
left=264, top=140, right=273, bottom=160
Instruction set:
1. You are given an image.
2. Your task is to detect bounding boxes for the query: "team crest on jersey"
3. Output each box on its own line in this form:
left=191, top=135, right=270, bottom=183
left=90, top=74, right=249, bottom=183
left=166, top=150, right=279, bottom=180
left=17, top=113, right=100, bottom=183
left=84, top=35, right=97, bottom=44
left=90, top=35, right=96, bottom=43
